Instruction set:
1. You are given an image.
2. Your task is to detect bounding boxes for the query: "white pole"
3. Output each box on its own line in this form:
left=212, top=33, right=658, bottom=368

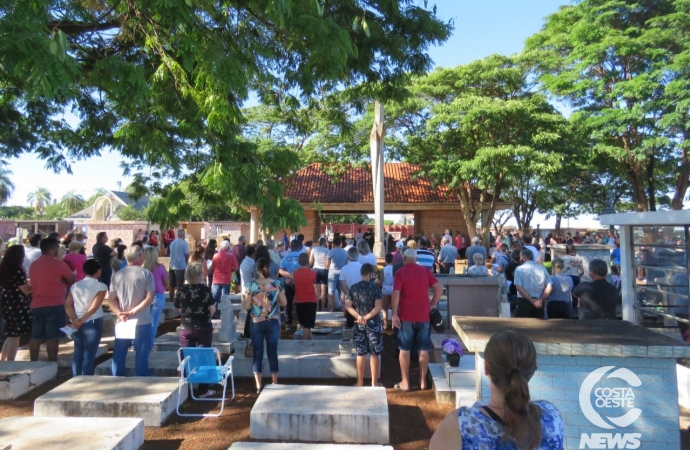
left=370, top=101, right=386, bottom=259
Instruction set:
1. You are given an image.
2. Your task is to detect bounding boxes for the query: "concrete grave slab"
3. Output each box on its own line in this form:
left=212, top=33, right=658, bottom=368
left=0, top=416, right=144, bottom=450
left=153, top=331, right=238, bottom=354
left=95, top=351, right=180, bottom=377
left=34, top=376, right=186, bottom=427
left=0, top=361, right=57, bottom=400
left=251, top=385, right=389, bottom=444
left=162, top=302, right=180, bottom=320
left=15, top=342, right=107, bottom=369
left=230, top=444, right=393, bottom=450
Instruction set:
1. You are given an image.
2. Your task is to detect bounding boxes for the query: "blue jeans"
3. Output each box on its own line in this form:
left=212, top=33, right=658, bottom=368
left=327, top=272, right=341, bottom=308
left=212, top=284, right=230, bottom=306
left=112, top=324, right=152, bottom=376
left=72, top=317, right=103, bottom=376
left=250, top=319, right=280, bottom=374
left=149, top=293, right=166, bottom=348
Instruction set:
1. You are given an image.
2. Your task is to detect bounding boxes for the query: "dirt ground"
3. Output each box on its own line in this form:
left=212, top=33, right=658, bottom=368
left=3, top=317, right=690, bottom=449
left=0, top=320, right=455, bottom=449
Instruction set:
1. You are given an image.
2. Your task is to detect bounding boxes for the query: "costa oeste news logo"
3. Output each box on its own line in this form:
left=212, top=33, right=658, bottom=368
left=579, top=366, right=642, bottom=449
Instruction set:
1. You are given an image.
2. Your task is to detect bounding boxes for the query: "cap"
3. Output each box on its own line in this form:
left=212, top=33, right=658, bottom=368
left=395, top=241, right=404, bottom=248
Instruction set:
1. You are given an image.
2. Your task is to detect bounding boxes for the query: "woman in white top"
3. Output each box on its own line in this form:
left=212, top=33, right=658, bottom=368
left=65, top=259, right=107, bottom=376
left=309, top=237, right=330, bottom=310
left=357, top=240, right=377, bottom=266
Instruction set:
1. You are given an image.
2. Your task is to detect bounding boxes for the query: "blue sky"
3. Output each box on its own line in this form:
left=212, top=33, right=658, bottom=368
left=6, top=0, right=568, bottom=206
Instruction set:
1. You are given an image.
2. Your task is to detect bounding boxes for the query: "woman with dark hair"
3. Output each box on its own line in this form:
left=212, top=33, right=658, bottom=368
left=204, top=239, right=218, bottom=287
left=430, top=330, right=563, bottom=449
left=252, top=245, right=278, bottom=280
left=561, top=244, right=583, bottom=308
left=65, top=259, right=107, bottom=375
left=243, top=257, right=286, bottom=393
left=0, top=245, right=32, bottom=361
left=111, top=244, right=128, bottom=272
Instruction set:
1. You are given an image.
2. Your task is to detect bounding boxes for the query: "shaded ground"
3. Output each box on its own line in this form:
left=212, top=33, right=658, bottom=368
left=0, top=320, right=454, bottom=449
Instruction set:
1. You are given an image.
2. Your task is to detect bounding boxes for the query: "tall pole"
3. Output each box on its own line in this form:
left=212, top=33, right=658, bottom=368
left=370, top=101, right=386, bottom=258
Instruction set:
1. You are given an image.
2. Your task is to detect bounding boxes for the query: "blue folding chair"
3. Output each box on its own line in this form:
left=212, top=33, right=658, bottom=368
left=176, top=347, right=235, bottom=417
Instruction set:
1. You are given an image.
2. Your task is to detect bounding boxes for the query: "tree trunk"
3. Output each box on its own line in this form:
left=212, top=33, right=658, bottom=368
left=671, top=146, right=690, bottom=210
left=457, top=188, right=480, bottom=241
left=646, top=154, right=656, bottom=212
left=555, top=213, right=562, bottom=235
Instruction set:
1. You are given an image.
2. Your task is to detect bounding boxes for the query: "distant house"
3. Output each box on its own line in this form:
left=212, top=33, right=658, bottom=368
left=68, top=191, right=150, bottom=222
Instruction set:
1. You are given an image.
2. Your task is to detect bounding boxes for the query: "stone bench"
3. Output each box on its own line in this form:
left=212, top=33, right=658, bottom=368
left=154, top=331, right=239, bottom=353
left=234, top=339, right=364, bottom=378
left=163, top=302, right=180, bottom=320
left=0, top=361, right=57, bottom=400
left=34, top=376, right=186, bottom=427
left=230, top=444, right=393, bottom=450
left=0, top=416, right=144, bottom=450
left=94, top=351, right=180, bottom=377
left=250, top=385, right=388, bottom=444
left=15, top=342, right=107, bottom=369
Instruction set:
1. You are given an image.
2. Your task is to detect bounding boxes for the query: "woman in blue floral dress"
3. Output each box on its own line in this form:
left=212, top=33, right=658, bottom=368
left=0, top=245, right=32, bottom=361
left=429, top=330, right=563, bottom=450
left=243, top=257, right=286, bottom=394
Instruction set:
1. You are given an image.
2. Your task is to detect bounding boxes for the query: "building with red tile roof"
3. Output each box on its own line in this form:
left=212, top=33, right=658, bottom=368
left=274, top=162, right=510, bottom=243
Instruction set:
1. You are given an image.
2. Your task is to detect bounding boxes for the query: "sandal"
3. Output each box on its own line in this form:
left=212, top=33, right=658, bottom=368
left=198, top=389, right=216, bottom=398
left=393, top=383, right=410, bottom=392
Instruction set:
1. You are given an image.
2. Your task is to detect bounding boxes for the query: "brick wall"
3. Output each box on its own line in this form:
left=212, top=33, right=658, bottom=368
left=303, top=210, right=321, bottom=242
left=476, top=353, right=680, bottom=449
left=415, top=209, right=469, bottom=241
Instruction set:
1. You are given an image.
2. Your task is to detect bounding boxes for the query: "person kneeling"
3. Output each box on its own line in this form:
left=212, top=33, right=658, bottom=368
left=345, top=263, right=383, bottom=387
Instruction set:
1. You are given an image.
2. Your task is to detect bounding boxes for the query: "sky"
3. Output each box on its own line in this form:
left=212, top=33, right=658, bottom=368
left=6, top=0, right=590, bottom=226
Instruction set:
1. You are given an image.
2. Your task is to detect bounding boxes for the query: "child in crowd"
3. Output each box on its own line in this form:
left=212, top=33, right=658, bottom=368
left=293, top=253, right=317, bottom=340
left=467, top=253, right=489, bottom=276
left=380, top=254, right=394, bottom=329
left=345, top=263, right=383, bottom=387
left=546, top=258, right=573, bottom=319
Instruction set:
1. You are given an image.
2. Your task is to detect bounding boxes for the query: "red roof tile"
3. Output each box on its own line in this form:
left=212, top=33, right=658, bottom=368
left=284, top=163, right=462, bottom=204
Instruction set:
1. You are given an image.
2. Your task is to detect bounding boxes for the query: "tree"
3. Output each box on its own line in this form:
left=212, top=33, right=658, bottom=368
left=114, top=205, right=145, bottom=221
left=43, top=202, right=67, bottom=220
left=0, top=166, right=14, bottom=205
left=1, top=1, right=451, bottom=232
left=321, top=214, right=370, bottom=225
left=26, top=187, right=51, bottom=215
left=525, top=0, right=689, bottom=211
left=492, top=209, right=514, bottom=237
left=60, top=190, right=85, bottom=215
left=388, top=55, right=566, bottom=241
left=0, top=206, right=35, bottom=219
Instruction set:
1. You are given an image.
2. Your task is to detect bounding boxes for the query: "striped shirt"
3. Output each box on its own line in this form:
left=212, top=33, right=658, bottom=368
left=416, top=248, right=435, bottom=271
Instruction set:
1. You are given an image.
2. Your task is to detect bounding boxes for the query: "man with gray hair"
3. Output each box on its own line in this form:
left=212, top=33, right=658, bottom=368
left=266, top=239, right=282, bottom=267
left=109, top=245, right=155, bottom=376
left=573, top=259, right=619, bottom=320
left=437, top=237, right=458, bottom=273
left=391, top=249, right=443, bottom=391
left=514, top=248, right=552, bottom=319
left=168, top=229, right=189, bottom=303
left=465, top=236, right=486, bottom=268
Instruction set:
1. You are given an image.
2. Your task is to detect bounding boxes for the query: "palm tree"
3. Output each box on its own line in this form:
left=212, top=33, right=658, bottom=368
left=60, top=191, right=85, bottom=215
left=0, top=166, right=15, bottom=205
left=27, top=187, right=52, bottom=217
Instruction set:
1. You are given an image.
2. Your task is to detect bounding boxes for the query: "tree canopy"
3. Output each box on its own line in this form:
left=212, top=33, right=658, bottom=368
left=525, top=0, right=690, bottom=212
left=1, top=0, right=451, bottom=232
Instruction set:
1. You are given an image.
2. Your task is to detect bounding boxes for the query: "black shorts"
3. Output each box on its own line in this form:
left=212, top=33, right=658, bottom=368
left=296, top=302, right=317, bottom=329
left=354, top=317, right=383, bottom=356
left=169, top=269, right=186, bottom=288
left=315, top=269, right=328, bottom=285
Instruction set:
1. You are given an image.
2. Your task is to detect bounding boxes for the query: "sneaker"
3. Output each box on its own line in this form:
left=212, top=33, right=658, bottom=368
left=198, top=389, right=216, bottom=398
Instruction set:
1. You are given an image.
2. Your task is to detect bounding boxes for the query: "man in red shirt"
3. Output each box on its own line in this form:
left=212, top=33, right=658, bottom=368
left=209, top=240, right=239, bottom=311
left=293, top=253, right=317, bottom=340
left=391, top=249, right=443, bottom=391
left=28, top=237, right=76, bottom=362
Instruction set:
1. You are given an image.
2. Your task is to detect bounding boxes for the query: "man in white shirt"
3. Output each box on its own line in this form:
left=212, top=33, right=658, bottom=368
left=514, top=248, right=552, bottom=319
left=339, top=247, right=362, bottom=328
left=344, top=238, right=355, bottom=252
left=521, top=233, right=542, bottom=265
left=23, top=234, right=42, bottom=272
left=355, top=228, right=364, bottom=246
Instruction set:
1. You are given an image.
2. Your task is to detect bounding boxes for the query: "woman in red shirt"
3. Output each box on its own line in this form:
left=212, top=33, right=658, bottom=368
left=293, top=253, right=317, bottom=340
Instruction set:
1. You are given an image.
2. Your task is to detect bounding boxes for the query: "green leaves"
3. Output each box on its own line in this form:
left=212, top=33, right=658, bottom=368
left=361, top=17, right=371, bottom=37
left=48, top=30, right=68, bottom=62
